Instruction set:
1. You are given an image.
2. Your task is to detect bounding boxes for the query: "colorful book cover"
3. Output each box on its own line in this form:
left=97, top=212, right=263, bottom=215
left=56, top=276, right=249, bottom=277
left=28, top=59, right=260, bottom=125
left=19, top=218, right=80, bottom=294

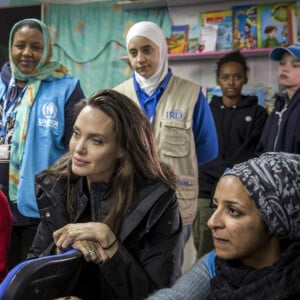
left=200, top=9, right=233, bottom=51
left=257, top=3, right=289, bottom=49
left=187, top=23, right=201, bottom=53
left=232, top=4, right=258, bottom=50
left=167, top=24, right=189, bottom=54
left=200, top=25, right=218, bottom=52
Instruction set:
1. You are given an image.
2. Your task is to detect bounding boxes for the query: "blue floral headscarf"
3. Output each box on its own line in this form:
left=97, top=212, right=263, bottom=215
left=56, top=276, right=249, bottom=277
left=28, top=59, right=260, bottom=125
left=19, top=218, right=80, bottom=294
left=8, top=18, right=69, bottom=202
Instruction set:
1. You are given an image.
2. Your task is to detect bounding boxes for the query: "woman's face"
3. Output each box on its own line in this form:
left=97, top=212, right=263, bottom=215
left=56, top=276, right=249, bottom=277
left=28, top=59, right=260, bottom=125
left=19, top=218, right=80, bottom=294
left=217, top=61, right=246, bottom=99
left=208, top=175, right=280, bottom=268
left=11, top=26, right=44, bottom=74
left=127, top=36, right=160, bottom=78
left=69, top=106, right=122, bottom=183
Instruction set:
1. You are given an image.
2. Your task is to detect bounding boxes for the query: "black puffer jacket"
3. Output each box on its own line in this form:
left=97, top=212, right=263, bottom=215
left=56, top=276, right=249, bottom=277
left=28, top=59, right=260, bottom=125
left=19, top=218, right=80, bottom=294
left=198, top=95, right=268, bottom=197
left=28, top=173, right=182, bottom=300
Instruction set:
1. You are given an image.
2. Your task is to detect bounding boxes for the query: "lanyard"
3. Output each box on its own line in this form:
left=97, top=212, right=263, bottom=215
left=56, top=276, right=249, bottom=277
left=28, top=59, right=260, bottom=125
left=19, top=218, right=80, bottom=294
left=1, top=78, right=27, bottom=141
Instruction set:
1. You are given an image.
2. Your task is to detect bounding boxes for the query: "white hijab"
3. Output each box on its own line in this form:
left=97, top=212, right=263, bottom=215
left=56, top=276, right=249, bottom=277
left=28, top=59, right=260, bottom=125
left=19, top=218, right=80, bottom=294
left=126, top=21, right=169, bottom=96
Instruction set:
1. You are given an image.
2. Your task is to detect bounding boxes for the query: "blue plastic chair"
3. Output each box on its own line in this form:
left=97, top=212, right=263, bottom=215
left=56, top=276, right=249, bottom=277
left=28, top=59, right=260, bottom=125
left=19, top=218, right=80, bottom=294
left=0, top=249, right=83, bottom=300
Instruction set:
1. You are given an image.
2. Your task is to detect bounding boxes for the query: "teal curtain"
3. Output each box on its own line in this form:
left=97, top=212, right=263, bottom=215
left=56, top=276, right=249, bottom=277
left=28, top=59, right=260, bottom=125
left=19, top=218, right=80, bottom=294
left=9, top=0, right=37, bottom=5
left=41, top=2, right=171, bottom=97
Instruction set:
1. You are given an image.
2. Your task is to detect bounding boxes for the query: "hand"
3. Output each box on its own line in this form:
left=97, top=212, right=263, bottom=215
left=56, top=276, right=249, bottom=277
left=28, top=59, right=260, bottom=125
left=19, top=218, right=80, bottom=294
left=72, top=240, right=104, bottom=264
left=53, top=222, right=118, bottom=262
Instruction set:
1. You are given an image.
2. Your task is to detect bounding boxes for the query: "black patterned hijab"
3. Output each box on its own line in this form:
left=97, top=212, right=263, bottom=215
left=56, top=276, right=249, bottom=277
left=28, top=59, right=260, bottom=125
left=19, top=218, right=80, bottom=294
left=224, top=152, right=300, bottom=240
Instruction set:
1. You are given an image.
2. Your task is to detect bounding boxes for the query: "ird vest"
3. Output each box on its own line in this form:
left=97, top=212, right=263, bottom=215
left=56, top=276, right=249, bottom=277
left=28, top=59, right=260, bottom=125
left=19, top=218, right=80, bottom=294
left=115, top=75, right=200, bottom=224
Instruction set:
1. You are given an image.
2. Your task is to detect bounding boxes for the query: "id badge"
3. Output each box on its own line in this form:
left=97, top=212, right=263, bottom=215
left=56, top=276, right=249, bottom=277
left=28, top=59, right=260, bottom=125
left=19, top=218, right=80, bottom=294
left=0, top=144, right=10, bottom=160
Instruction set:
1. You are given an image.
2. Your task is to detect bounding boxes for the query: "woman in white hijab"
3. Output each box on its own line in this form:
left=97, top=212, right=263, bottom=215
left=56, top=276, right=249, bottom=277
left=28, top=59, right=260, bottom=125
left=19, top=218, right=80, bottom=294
left=115, top=21, right=218, bottom=266
left=125, top=21, right=169, bottom=96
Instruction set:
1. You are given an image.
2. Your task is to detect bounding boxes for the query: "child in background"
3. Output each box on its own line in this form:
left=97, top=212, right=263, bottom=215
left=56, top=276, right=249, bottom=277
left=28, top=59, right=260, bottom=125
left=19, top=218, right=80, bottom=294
left=194, top=50, right=268, bottom=258
left=256, top=43, right=300, bottom=154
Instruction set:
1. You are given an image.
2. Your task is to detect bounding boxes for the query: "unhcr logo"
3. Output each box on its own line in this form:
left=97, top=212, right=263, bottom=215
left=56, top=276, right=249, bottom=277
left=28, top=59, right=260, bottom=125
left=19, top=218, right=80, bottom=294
left=166, top=109, right=183, bottom=120
left=42, top=103, right=58, bottom=119
left=38, top=103, right=59, bottom=128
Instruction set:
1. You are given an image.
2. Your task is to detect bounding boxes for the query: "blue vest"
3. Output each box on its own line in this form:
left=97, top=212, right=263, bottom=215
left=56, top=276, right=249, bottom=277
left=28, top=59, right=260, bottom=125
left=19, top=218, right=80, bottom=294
left=1, top=76, right=78, bottom=217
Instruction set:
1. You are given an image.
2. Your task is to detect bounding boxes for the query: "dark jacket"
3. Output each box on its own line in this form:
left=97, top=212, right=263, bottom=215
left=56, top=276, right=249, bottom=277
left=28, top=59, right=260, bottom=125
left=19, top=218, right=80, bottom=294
left=256, top=89, right=300, bottom=155
left=199, top=95, right=268, bottom=197
left=209, top=241, right=300, bottom=300
left=28, top=173, right=182, bottom=300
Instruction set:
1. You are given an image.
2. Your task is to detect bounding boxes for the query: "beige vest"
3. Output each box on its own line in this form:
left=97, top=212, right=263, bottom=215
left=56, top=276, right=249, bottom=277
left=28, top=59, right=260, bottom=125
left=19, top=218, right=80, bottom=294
left=115, top=75, right=200, bottom=225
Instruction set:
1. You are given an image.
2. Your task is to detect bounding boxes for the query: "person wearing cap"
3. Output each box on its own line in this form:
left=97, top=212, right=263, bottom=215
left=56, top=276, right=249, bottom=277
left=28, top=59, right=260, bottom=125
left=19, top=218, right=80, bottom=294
left=256, top=43, right=300, bottom=155
left=114, top=21, right=218, bottom=267
left=147, top=152, right=300, bottom=300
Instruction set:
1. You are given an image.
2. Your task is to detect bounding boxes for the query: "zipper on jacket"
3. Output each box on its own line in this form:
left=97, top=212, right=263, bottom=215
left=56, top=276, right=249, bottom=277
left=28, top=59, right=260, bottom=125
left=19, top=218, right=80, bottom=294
left=273, top=105, right=287, bottom=151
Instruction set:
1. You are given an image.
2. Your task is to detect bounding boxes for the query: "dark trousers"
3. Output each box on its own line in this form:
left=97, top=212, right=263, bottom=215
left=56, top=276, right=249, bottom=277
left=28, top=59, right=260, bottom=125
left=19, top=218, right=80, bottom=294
left=7, top=202, right=39, bottom=270
left=192, top=197, right=214, bottom=259
left=7, top=224, right=38, bottom=270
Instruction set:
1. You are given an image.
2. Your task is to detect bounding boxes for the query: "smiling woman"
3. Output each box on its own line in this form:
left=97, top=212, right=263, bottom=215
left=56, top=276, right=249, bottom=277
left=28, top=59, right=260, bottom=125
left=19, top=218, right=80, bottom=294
left=11, top=25, right=44, bottom=75
left=0, top=18, right=85, bottom=270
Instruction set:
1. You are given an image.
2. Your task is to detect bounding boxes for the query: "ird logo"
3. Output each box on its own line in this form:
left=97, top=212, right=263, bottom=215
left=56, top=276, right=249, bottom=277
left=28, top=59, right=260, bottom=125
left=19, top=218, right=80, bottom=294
left=166, top=110, right=184, bottom=120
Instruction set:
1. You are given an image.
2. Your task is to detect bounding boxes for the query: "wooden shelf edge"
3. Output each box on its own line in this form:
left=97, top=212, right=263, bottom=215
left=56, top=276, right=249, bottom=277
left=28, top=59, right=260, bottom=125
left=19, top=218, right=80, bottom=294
left=119, top=48, right=273, bottom=61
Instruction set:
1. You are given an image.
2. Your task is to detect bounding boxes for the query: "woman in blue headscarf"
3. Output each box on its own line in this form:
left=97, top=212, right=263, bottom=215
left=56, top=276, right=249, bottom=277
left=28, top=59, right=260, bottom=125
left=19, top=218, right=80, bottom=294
left=0, top=18, right=85, bottom=268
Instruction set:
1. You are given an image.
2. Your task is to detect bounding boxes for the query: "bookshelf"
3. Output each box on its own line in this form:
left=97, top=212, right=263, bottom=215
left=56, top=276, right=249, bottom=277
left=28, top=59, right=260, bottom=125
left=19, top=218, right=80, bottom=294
left=119, top=0, right=283, bottom=103
left=120, top=48, right=272, bottom=61
left=117, top=0, right=289, bottom=60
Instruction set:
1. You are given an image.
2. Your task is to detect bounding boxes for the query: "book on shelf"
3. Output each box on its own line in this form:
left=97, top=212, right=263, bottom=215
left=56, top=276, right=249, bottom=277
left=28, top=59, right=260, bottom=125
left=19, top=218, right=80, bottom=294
left=200, top=9, right=233, bottom=51
left=257, top=3, right=290, bottom=49
left=167, top=24, right=189, bottom=54
left=287, top=2, right=299, bottom=44
left=200, top=25, right=218, bottom=52
left=232, top=4, right=258, bottom=50
left=187, top=23, right=201, bottom=53
left=206, top=86, right=265, bottom=107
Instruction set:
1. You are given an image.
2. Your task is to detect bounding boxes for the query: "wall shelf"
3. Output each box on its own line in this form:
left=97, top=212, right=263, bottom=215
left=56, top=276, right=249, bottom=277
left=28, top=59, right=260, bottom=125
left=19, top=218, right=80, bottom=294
left=119, top=48, right=272, bottom=61
left=116, top=0, right=256, bottom=10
